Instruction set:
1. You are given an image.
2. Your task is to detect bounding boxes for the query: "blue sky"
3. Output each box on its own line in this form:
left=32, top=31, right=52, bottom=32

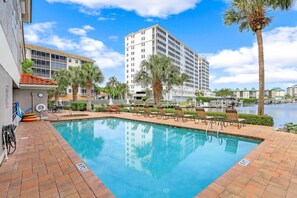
left=24, top=0, right=297, bottom=90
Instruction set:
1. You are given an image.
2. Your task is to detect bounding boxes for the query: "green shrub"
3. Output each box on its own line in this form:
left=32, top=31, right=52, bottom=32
left=94, top=106, right=107, bottom=112
left=70, top=102, right=94, bottom=111
left=196, top=97, right=216, bottom=103
left=239, top=98, right=258, bottom=104
left=237, top=114, right=273, bottom=126
left=282, top=122, right=297, bottom=133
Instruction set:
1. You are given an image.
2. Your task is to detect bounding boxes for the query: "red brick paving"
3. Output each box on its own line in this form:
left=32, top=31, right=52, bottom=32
left=1, top=111, right=297, bottom=197
left=0, top=120, right=113, bottom=198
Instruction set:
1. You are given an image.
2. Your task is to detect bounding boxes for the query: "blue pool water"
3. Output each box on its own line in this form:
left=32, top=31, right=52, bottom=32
left=53, top=118, right=261, bottom=197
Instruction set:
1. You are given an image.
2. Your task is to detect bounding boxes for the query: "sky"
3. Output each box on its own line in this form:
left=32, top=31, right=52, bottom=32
left=24, top=0, right=297, bottom=91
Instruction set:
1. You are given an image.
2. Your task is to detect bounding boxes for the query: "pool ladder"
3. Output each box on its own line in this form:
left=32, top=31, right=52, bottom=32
left=205, top=120, right=222, bottom=136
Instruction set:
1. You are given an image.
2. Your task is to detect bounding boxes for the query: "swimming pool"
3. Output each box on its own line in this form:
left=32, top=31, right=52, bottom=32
left=53, top=118, right=261, bottom=197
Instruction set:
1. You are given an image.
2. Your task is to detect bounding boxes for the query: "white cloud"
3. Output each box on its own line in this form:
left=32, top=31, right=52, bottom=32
left=46, top=0, right=201, bottom=18
left=108, top=35, right=118, bottom=40
left=98, top=17, right=116, bottom=21
left=206, top=26, right=297, bottom=84
left=68, top=25, right=94, bottom=36
left=24, top=22, right=55, bottom=43
left=145, top=18, right=158, bottom=23
left=25, top=22, right=124, bottom=69
left=78, top=6, right=100, bottom=15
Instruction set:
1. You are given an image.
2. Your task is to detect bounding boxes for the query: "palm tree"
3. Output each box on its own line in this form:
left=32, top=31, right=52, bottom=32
left=22, top=58, right=34, bottom=75
left=195, top=90, right=204, bottom=97
left=106, top=76, right=120, bottom=99
left=135, top=55, right=181, bottom=105
left=179, top=73, right=189, bottom=101
left=118, top=83, right=130, bottom=99
left=80, top=63, right=104, bottom=111
left=68, top=66, right=82, bottom=101
left=224, top=0, right=294, bottom=115
left=51, top=69, right=69, bottom=105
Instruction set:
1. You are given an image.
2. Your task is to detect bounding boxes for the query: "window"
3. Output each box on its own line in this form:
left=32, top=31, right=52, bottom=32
left=141, top=43, right=145, bottom=46
left=141, top=55, right=145, bottom=59
left=68, top=58, right=72, bottom=62
left=131, top=68, right=135, bottom=72
left=75, top=60, right=78, bottom=64
left=131, top=57, right=135, bottom=61
left=68, top=89, right=72, bottom=93
left=126, top=70, right=129, bottom=73
left=141, top=49, right=145, bottom=52
left=131, top=52, right=134, bottom=55
left=141, top=37, right=145, bottom=41
left=131, top=40, right=135, bottom=44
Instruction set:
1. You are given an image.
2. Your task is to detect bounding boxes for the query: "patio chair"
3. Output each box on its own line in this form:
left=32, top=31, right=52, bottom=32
left=194, top=107, right=215, bottom=124
left=108, top=105, right=120, bottom=114
left=174, top=107, right=194, bottom=122
left=157, top=107, right=174, bottom=119
left=225, top=109, right=245, bottom=129
left=144, top=105, right=158, bottom=117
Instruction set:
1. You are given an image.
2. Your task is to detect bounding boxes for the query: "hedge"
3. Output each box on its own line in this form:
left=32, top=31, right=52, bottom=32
left=94, top=106, right=274, bottom=126
left=238, top=98, right=258, bottom=104
left=71, top=102, right=94, bottom=111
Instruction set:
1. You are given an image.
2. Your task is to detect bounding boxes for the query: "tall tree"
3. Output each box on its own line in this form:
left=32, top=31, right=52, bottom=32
left=81, top=63, right=104, bottom=111
left=224, top=0, right=294, bottom=115
left=215, top=88, right=233, bottom=97
left=22, top=58, right=34, bottom=75
left=118, top=83, right=130, bottom=99
left=135, top=55, right=181, bottom=105
left=106, top=76, right=120, bottom=99
left=51, top=69, right=69, bottom=105
left=68, top=66, right=82, bottom=101
left=179, top=73, right=189, bottom=101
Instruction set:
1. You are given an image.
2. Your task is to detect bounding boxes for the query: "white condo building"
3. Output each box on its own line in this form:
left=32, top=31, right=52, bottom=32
left=125, top=24, right=209, bottom=101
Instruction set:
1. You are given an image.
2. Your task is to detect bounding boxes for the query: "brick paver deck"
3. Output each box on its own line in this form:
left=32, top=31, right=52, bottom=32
left=1, top=111, right=297, bottom=197
left=0, top=120, right=113, bottom=198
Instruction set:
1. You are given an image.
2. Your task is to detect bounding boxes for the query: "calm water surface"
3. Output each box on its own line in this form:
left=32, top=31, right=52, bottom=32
left=236, top=103, right=297, bottom=127
left=54, top=118, right=260, bottom=198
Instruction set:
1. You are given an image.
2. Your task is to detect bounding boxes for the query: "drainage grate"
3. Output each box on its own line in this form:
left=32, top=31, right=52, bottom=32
left=238, top=159, right=250, bottom=166
left=76, top=162, right=88, bottom=172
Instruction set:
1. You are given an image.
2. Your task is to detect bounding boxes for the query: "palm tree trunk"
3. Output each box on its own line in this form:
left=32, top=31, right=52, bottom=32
left=54, top=93, right=60, bottom=106
left=86, top=82, right=92, bottom=111
left=256, top=29, right=265, bottom=115
left=72, top=85, right=78, bottom=101
left=181, top=84, right=184, bottom=101
left=153, top=80, right=163, bottom=105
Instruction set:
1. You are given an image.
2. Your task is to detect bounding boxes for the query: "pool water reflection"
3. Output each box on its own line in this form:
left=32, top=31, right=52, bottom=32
left=54, top=118, right=261, bottom=198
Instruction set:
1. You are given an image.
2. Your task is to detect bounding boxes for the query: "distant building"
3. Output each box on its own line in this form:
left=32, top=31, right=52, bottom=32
left=270, top=87, right=286, bottom=99
left=125, top=24, right=209, bottom=101
left=287, top=85, right=297, bottom=98
left=233, top=88, right=285, bottom=99
left=25, top=43, right=96, bottom=101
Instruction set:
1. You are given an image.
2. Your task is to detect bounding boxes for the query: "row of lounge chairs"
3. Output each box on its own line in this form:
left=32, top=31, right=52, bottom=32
left=132, top=105, right=245, bottom=129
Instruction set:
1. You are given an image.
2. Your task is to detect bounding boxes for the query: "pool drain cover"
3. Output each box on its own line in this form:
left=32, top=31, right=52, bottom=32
left=238, top=159, right=250, bottom=166
left=76, top=162, right=88, bottom=172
